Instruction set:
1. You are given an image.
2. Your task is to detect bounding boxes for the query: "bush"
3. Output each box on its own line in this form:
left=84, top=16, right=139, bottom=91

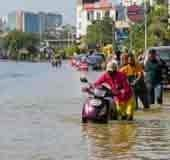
left=64, top=45, right=80, bottom=58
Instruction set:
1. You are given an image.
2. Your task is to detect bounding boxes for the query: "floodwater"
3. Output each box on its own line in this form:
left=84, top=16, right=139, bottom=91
left=0, top=61, right=170, bottom=160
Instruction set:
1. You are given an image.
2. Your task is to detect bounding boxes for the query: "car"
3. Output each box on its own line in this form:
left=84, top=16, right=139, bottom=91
left=86, top=53, right=105, bottom=70
left=144, top=46, right=170, bottom=89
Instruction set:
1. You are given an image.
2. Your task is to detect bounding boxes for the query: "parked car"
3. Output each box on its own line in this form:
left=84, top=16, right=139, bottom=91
left=71, top=53, right=105, bottom=70
left=143, top=46, right=170, bottom=89
left=86, top=53, right=105, bottom=70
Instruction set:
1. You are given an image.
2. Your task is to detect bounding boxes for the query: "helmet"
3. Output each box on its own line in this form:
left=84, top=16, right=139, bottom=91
left=106, top=60, right=118, bottom=72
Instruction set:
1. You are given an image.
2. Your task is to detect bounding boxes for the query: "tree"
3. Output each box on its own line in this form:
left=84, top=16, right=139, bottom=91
left=124, top=3, right=170, bottom=54
left=86, top=16, right=115, bottom=47
left=3, top=30, right=39, bottom=59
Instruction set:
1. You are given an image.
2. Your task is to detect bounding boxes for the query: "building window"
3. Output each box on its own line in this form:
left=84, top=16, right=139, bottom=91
left=79, top=11, right=82, bottom=18
left=79, top=22, right=81, bottom=29
left=105, top=11, right=110, bottom=17
left=87, top=11, right=94, bottom=21
left=97, top=12, right=101, bottom=20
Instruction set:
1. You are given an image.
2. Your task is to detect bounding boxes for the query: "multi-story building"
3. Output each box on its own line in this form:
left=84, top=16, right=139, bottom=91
left=122, top=0, right=155, bottom=7
left=76, top=0, right=116, bottom=38
left=8, top=11, right=18, bottom=31
left=8, top=11, right=63, bottom=33
left=23, top=12, right=39, bottom=33
left=46, top=13, right=62, bottom=30
left=0, top=17, right=8, bottom=32
left=8, top=11, right=24, bottom=31
left=16, top=11, right=23, bottom=31
left=38, top=12, right=47, bottom=34
left=0, top=18, right=3, bottom=31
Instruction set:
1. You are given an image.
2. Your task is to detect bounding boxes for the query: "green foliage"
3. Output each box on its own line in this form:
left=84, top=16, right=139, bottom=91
left=125, top=3, right=170, bottom=54
left=86, top=16, right=115, bottom=47
left=64, top=45, right=80, bottom=57
left=3, top=30, right=39, bottom=59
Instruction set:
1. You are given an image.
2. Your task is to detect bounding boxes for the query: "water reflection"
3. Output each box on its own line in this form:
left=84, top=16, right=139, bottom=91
left=82, top=122, right=137, bottom=159
left=135, top=120, right=170, bottom=159
left=1, top=62, right=170, bottom=160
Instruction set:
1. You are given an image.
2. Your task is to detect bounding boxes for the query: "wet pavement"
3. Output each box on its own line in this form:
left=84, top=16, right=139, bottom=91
left=0, top=61, right=170, bottom=160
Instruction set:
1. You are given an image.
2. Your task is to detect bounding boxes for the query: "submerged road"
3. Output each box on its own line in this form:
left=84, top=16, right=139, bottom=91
left=0, top=61, right=170, bottom=160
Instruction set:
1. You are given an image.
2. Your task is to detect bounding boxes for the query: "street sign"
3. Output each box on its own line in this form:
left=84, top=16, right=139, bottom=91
left=127, top=5, right=144, bottom=23
left=82, top=0, right=99, bottom=4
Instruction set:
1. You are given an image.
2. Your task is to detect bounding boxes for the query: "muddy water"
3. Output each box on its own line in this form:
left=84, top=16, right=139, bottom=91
left=0, top=61, right=170, bottom=160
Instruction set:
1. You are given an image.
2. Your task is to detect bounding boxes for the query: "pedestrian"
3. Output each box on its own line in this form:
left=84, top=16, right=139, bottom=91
left=93, top=61, right=136, bottom=120
left=115, top=50, right=121, bottom=66
left=58, top=55, right=62, bottom=67
left=144, top=49, right=164, bottom=105
left=120, top=54, right=149, bottom=109
left=120, top=50, right=129, bottom=68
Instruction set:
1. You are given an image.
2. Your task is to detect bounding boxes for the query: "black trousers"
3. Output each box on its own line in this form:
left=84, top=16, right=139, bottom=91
left=146, top=83, right=163, bottom=105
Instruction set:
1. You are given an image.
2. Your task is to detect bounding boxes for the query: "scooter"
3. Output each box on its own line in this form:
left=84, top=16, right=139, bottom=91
left=81, top=78, right=117, bottom=123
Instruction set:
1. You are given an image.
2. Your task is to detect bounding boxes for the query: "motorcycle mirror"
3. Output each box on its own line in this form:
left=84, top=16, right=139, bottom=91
left=80, top=77, right=88, bottom=83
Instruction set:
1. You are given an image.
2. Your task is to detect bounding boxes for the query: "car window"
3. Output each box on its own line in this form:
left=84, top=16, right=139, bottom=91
left=145, top=48, right=170, bottom=64
left=156, top=49, right=170, bottom=60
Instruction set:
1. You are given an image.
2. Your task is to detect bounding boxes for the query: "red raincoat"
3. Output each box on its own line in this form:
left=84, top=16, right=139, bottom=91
left=94, top=71, right=133, bottom=103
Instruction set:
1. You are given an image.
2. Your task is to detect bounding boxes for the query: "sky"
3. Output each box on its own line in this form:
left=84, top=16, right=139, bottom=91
left=0, top=0, right=120, bottom=25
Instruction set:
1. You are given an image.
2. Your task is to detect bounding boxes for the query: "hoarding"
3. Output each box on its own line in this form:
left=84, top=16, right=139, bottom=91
left=82, top=0, right=100, bottom=4
left=127, top=5, right=144, bottom=23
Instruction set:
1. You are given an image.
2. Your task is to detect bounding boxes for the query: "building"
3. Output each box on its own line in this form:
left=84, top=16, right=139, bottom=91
left=23, top=12, right=39, bottom=33
left=0, top=18, right=3, bottom=31
left=8, top=11, right=38, bottom=32
left=122, top=0, right=142, bottom=6
left=122, top=0, right=155, bottom=7
left=46, top=13, right=62, bottom=30
left=16, top=11, right=23, bottom=31
left=44, top=25, right=76, bottom=48
left=8, top=11, right=18, bottom=31
left=8, top=11, right=63, bottom=33
left=0, top=17, right=8, bottom=32
left=38, top=12, right=47, bottom=34
left=76, top=0, right=116, bottom=38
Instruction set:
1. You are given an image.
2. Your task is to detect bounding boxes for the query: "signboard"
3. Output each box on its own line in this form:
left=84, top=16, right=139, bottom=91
left=127, top=5, right=144, bottom=23
left=82, top=0, right=99, bottom=4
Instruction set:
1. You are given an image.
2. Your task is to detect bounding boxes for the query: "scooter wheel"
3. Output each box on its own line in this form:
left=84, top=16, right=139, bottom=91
left=127, top=115, right=133, bottom=121
left=82, top=117, right=88, bottom=123
left=101, top=119, right=108, bottom=123
left=110, top=108, right=118, bottom=120
left=100, top=116, right=109, bottom=123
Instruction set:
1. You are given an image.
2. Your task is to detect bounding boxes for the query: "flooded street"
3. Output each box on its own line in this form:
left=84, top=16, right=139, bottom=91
left=0, top=61, right=170, bottom=160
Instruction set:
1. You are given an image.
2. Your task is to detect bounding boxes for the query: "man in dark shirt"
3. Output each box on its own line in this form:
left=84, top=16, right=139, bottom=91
left=145, top=49, right=164, bottom=105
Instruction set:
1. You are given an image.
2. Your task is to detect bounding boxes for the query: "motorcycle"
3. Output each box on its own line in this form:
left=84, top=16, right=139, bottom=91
left=81, top=78, right=117, bottom=123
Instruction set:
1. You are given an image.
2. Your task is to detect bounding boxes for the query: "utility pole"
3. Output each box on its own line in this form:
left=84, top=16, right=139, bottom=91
left=129, top=0, right=133, bottom=51
left=168, top=0, right=170, bottom=29
left=112, top=21, right=115, bottom=48
left=130, top=27, right=133, bottom=52
left=39, top=14, right=42, bottom=46
left=144, top=0, right=147, bottom=50
left=67, top=31, right=70, bottom=48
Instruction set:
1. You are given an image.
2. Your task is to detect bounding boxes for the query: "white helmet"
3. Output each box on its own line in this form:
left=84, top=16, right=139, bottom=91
left=106, top=60, right=118, bottom=72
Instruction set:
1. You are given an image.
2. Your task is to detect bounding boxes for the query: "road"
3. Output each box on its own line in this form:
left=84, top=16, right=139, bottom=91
left=0, top=61, right=170, bottom=160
